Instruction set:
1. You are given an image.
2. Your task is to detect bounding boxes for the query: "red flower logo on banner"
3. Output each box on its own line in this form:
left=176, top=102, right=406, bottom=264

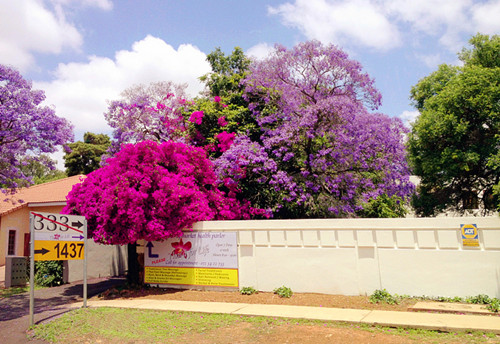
left=170, top=238, right=192, bottom=258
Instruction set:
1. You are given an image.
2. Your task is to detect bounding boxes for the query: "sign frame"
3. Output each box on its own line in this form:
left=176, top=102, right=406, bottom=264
left=144, top=232, right=239, bottom=289
left=29, top=212, right=88, bottom=327
left=461, top=223, right=480, bottom=247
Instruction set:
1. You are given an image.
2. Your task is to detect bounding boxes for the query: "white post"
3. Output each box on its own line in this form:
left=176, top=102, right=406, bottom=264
left=83, top=220, right=88, bottom=307
left=29, top=213, right=35, bottom=327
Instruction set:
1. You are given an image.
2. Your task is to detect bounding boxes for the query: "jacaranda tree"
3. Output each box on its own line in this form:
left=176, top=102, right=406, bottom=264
left=0, top=64, right=73, bottom=190
left=104, top=81, right=191, bottom=154
left=216, top=41, right=414, bottom=218
left=63, top=140, right=261, bottom=283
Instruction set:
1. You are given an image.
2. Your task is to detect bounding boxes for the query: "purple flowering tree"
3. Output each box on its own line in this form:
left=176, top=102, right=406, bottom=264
left=0, top=64, right=73, bottom=190
left=217, top=41, right=414, bottom=217
left=63, top=140, right=260, bottom=283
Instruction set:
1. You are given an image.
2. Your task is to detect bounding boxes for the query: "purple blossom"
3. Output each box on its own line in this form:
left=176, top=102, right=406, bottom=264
left=0, top=64, right=73, bottom=190
left=228, top=40, right=415, bottom=217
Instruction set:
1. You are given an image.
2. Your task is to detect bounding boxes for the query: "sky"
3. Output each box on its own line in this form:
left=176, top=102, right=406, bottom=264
left=1, top=0, right=500, bottom=166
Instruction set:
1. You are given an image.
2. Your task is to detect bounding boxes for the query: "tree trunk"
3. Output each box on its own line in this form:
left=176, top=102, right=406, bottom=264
left=127, top=242, right=140, bottom=286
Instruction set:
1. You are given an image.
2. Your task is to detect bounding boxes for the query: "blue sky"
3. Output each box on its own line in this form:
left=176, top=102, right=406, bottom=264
left=1, top=0, right=500, bottom=164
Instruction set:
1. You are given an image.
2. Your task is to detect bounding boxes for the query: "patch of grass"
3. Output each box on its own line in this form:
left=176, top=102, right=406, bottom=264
left=31, top=308, right=500, bottom=343
left=370, top=290, right=500, bottom=313
left=0, top=286, right=29, bottom=298
left=32, top=307, right=237, bottom=343
left=0, top=285, right=43, bottom=298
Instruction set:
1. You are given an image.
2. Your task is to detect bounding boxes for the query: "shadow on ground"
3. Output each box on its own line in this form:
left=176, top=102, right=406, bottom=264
left=0, top=276, right=125, bottom=344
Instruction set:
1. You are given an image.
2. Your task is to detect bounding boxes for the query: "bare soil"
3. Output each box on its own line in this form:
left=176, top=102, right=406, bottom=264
left=96, top=286, right=417, bottom=312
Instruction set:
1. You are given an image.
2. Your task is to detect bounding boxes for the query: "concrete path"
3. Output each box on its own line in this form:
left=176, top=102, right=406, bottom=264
left=71, top=298, right=500, bottom=335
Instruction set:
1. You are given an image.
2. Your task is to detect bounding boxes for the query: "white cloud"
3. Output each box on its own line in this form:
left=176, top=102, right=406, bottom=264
left=385, top=0, right=474, bottom=51
left=51, top=0, right=113, bottom=10
left=269, top=0, right=400, bottom=50
left=415, top=53, right=443, bottom=68
left=0, top=0, right=82, bottom=71
left=36, top=35, right=211, bottom=139
left=269, top=0, right=500, bottom=53
left=399, top=110, right=420, bottom=127
left=246, top=43, right=274, bottom=60
left=472, top=0, right=500, bottom=34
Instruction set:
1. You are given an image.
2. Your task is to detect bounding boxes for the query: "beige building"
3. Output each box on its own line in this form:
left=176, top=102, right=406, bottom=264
left=0, top=175, right=85, bottom=266
left=0, top=176, right=127, bottom=282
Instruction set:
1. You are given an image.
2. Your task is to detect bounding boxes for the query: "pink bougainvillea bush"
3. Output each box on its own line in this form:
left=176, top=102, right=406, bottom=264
left=63, top=140, right=260, bottom=245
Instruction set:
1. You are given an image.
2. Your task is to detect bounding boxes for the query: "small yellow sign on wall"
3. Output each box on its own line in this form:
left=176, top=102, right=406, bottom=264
left=461, top=224, right=479, bottom=247
left=34, top=240, right=85, bottom=261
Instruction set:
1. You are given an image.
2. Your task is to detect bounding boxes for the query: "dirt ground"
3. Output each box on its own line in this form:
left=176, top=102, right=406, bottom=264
left=92, top=287, right=500, bottom=344
left=96, top=286, right=417, bottom=312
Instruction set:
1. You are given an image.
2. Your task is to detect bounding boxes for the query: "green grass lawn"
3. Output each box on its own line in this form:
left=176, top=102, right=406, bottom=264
left=30, top=307, right=500, bottom=343
left=0, top=285, right=31, bottom=298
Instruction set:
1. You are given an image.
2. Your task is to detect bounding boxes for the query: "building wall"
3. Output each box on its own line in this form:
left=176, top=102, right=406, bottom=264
left=0, top=205, right=63, bottom=266
left=186, top=217, right=500, bottom=298
left=66, top=242, right=128, bottom=282
left=1, top=206, right=127, bottom=282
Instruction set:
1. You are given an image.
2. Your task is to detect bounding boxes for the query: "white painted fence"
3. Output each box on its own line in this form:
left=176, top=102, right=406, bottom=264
left=190, top=217, right=500, bottom=298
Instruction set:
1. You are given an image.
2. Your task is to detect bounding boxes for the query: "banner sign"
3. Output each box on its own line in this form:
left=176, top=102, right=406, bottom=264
left=461, top=224, right=479, bottom=247
left=144, top=232, right=238, bottom=288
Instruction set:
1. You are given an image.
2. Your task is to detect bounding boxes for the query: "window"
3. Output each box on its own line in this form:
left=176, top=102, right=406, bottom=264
left=8, top=230, right=16, bottom=256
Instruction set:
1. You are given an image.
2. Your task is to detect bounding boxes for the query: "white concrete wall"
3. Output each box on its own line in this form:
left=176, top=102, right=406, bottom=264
left=191, top=217, right=500, bottom=298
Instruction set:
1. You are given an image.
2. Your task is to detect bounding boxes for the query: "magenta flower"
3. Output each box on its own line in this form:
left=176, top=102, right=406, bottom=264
left=216, top=131, right=235, bottom=152
left=214, top=96, right=221, bottom=103
left=63, top=140, right=262, bottom=245
left=189, top=111, right=204, bottom=125
left=218, top=116, right=228, bottom=127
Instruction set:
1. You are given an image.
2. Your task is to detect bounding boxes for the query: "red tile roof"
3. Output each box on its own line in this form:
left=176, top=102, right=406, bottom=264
left=0, top=175, right=85, bottom=216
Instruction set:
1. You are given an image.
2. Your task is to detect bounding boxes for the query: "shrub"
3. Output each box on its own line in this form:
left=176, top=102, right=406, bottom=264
left=487, top=298, right=500, bottom=313
left=273, top=286, right=293, bottom=298
left=369, top=289, right=399, bottom=305
left=33, top=261, right=64, bottom=287
left=466, top=294, right=491, bottom=304
left=240, top=286, right=258, bottom=295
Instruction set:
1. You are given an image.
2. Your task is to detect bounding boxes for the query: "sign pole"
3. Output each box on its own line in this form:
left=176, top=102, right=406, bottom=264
left=28, top=211, right=88, bottom=327
left=29, top=213, right=35, bottom=327
left=83, top=220, right=88, bottom=307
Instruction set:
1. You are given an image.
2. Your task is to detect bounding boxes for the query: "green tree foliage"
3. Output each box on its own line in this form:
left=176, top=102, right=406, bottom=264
left=359, top=195, right=408, bottom=218
left=19, top=155, right=66, bottom=185
left=409, top=33, right=500, bottom=216
left=64, top=132, right=111, bottom=176
left=199, top=47, right=250, bottom=102
left=189, top=47, right=260, bottom=159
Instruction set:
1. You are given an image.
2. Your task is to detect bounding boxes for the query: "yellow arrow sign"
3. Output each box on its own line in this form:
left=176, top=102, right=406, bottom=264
left=34, top=240, right=85, bottom=261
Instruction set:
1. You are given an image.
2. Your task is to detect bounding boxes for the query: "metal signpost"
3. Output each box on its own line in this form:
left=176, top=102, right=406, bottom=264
left=29, top=212, right=88, bottom=327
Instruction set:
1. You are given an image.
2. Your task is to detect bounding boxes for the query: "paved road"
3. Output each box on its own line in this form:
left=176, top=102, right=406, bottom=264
left=0, top=277, right=125, bottom=343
